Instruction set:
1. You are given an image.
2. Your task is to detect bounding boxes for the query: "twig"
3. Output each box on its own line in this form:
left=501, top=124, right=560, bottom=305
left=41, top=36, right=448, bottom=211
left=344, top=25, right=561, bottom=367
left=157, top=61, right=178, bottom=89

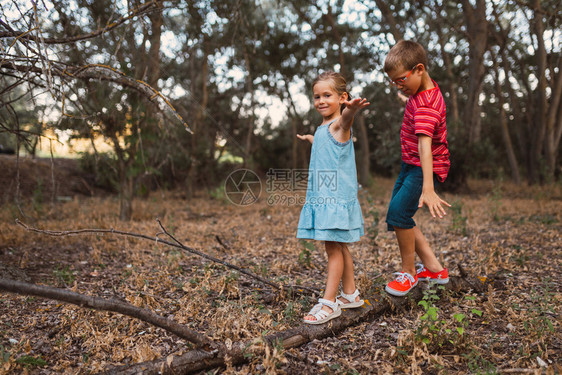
left=0, top=277, right=218, bottom=350
left=457, top=263, right=485, bottom=293
left=15, top=219, right=319, bottom=295
left=0, top=1, right=160, bottom=44
left=215, top=234, right=230, bottom=250
left=1, top=62, right=191, bottom=132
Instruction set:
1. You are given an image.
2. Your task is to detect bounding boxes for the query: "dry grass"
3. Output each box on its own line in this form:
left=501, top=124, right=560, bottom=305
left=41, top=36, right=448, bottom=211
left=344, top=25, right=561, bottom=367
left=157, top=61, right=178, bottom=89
left=0, top=176, right=560, bottom=374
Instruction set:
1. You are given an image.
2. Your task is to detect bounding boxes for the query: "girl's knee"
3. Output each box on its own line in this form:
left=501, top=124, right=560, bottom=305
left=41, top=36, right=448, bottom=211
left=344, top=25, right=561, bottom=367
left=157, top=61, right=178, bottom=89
left=325, top=241, right=344, bottom=254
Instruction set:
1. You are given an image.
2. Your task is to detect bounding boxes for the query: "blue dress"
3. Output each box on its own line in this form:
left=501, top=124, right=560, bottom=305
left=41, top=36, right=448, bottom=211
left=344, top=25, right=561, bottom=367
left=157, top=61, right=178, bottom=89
left=296, top=121, right=364, bottom=243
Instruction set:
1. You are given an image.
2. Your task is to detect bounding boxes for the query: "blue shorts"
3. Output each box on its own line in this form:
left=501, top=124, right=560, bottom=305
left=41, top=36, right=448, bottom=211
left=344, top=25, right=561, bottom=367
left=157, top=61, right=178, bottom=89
left=386, top=162, right=436, bottom=231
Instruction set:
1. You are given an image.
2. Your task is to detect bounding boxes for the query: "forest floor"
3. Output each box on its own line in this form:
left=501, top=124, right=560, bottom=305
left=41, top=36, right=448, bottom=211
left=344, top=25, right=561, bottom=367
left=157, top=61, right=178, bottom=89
left=0, top=156, right=560, bottom=374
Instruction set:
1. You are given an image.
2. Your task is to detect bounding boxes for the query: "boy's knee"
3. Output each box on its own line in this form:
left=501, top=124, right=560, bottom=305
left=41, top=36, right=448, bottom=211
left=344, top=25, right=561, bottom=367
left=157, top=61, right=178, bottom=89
left=386, top=205, right=415, bottom=230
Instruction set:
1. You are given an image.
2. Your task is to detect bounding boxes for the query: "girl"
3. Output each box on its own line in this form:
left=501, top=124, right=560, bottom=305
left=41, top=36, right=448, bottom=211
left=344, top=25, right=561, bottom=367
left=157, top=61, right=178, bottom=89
left=296, top=71, right=369, bottom=324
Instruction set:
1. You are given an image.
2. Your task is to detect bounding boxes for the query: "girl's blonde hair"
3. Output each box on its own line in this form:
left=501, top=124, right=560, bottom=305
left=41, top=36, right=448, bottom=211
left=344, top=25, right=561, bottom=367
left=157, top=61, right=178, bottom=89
left=312, top=71, right=351, bottom=113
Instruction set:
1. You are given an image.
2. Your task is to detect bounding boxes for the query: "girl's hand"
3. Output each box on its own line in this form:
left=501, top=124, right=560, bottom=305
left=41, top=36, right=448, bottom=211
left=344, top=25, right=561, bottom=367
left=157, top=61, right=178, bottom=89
left=343, top=97, right=370, bottom=114
left=338, top=97, right=370, bottom=132
left=297, top=134, right=314, bottom=144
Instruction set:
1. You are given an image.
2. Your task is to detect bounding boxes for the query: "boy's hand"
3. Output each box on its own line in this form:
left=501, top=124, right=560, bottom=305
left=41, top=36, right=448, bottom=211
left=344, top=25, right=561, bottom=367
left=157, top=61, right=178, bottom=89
left=418, top=190, right=451, bottom=219
left=296, top=134, right=314, bottom=144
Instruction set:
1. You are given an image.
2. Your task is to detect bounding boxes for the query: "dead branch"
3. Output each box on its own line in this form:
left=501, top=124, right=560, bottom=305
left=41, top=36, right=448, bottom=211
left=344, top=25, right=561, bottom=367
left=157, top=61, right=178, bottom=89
left=0, top=62, right=191, bottom=132
left=15, top=219, right=320, bottom=296
left=105, top=271, right=488, bottom=374
left=0, top=277, right=218, bottom=350
left=0, top=1, right=159, bottom=44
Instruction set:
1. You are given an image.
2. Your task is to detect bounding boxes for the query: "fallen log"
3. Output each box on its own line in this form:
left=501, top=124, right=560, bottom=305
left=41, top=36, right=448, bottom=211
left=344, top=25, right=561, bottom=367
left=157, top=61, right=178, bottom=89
left=106, top=270, right=487, bottom=374
left=0, top=278, right=219, bottom=350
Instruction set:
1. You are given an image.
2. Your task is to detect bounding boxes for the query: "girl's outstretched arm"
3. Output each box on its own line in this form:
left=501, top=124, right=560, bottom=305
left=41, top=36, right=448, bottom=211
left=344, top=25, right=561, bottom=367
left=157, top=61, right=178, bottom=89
left=296, top=134, right=314, bottom=144
left=339, top=98, right=370, bottom=131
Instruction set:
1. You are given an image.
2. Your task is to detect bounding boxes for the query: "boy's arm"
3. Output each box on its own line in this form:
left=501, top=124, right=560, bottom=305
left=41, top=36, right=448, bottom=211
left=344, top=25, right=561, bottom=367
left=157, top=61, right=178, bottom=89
left=418, top=135, right=451, bottom=218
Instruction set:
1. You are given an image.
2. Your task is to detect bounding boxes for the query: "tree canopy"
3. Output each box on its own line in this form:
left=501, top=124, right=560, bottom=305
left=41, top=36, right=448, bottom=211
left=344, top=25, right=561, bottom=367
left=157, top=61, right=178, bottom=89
left=1, top=0, right=561, bottom=219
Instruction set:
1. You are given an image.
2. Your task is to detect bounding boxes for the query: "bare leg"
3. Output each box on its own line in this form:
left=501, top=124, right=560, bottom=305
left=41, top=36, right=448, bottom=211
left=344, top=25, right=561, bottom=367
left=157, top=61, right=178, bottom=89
left=339, top=243, right=360, bottom=303
left=394, top=227, right=416, bottom=276
left=304, top=241, right=343, bottom=321
left=413, top=226, right=444, bottom=272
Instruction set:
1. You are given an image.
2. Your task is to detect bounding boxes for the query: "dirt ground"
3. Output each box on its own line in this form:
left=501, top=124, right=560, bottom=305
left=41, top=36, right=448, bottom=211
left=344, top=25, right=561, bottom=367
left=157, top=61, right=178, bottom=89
left=0, top=156, right=560, bottom=374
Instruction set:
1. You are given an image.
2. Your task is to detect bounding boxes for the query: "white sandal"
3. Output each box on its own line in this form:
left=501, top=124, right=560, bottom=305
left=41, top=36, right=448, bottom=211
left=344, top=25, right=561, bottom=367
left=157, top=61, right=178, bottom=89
left=303, top=298, right=341, bottom=325
left=337, top=289, right=364, bottom=309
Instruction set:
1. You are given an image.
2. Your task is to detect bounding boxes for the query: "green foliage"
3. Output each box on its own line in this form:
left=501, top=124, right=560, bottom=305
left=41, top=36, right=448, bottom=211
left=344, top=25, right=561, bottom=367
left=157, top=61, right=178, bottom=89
left=415, top=286, right=481, bottom=350
left=463, top=350, right=498, bottom=375
left=32, top=178, right=44, bottom=213
left=0, top=345, right=10, bottom=364
left=489, top=181, right=503, bottom=222
left=281, top=301, right=299, bottom=325
left=53, top=265, right=75, bottom=287
left=15, top=355, right=47, bottom=368
left=297, top=240, right=314, bottom=268
left=2, top=0, right=561, bottom=218
left=209, top=186, right=229, bottom=204
left=364, top=193, right=380, bottom=242
left=78, top=152, right=118, bottom=192
left=449, top=200, right=468, bottom=236
left=522, top=281, right=556, bottom=341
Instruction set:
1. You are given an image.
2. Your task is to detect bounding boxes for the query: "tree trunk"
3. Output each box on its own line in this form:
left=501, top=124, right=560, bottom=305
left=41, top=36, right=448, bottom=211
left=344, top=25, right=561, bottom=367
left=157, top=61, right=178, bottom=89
left=491, top=50, right=521, bottom=184
left=501, top=50, right=528, bottom=175
left=529, top=0, right=548, bottom=183
left=243, top=47, right=255, bottom=169
left=356, top=113, right=371, bottom=187
left=186, top=39, right=209, bottom=197
left=323, top=5, right=346, bottom=78
left=374, top=0, right=403, bottom=42
left=292, top=117, right=298, bottom=170
left=461, top=0, right=488, bottom=145
left=545, top=56, right=562, bottom=180
left=433, top=14, right=459, bottom=125
left=118, top=158, right=133, bottom=221
left=108, top=123, right=134, bottom=221
left=146, top=5, right=162, bottom=88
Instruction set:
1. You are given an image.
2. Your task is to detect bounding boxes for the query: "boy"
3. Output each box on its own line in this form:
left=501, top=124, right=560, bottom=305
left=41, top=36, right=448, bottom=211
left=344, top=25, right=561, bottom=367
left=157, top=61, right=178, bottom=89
left=383, top=40, right=451, bottom=296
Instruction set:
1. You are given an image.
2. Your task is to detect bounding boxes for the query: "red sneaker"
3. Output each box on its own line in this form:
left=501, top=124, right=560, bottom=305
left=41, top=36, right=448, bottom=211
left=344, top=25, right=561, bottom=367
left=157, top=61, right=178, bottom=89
left=385, top=272, right=418, bottom=296
left=416, top=264, right=449, bottom=284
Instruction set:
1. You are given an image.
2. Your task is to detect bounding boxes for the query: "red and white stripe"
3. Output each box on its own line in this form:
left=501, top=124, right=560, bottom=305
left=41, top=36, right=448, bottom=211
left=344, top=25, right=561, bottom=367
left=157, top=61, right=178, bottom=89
left=400, top=82, right=450, bottom=182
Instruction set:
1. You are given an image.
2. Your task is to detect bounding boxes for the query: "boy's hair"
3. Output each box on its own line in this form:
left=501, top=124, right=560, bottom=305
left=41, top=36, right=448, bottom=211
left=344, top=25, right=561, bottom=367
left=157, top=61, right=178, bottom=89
left=384, top=40, right=428, bottom=73
left=312, top=71, right=351, bottom=113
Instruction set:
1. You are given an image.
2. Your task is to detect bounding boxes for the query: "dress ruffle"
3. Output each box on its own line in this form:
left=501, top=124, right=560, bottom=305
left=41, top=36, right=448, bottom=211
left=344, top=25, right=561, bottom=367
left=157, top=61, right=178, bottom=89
left=297, top=200, right=364, bottom=230
left=296, top=227, right=364, bottom=243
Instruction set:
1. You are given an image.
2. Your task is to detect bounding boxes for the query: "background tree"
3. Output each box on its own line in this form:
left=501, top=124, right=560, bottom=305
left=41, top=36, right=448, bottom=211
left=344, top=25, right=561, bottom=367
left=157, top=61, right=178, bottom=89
left=1, top=0, right=560, bottom=219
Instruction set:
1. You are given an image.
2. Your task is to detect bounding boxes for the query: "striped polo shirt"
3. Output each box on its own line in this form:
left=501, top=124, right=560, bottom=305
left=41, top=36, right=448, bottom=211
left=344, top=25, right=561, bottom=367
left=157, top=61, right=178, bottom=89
left=400, top=81, right=450, bottom=182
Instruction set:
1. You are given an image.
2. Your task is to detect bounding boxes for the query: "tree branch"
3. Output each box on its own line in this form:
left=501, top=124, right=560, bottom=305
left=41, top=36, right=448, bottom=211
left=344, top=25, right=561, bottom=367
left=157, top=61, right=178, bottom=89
left=15, top=219, right=320, bottom=296
left=1, top=62, right=191, bottom=132
left=0, top=1, right=159, bottom=44
left=0, top=277, right=218, bottom=350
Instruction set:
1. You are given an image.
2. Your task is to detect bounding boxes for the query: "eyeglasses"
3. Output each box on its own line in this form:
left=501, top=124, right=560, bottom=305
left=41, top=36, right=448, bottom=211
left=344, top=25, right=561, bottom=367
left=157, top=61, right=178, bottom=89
left=390, top=64, right=420, bottom=86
